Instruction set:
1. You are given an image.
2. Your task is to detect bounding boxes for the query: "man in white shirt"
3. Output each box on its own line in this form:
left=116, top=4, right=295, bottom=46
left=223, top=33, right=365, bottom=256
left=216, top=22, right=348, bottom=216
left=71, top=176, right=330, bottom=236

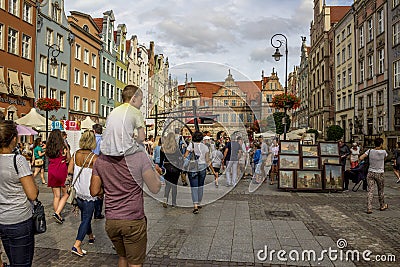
left=100, top=85, right=145, bottom=156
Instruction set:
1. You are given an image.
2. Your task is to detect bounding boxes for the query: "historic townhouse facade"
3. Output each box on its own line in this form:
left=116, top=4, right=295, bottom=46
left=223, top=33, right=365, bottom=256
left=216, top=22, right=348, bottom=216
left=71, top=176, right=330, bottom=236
left=68, top=11, right=102, bottom=122
left=354, top=0, right=388, bottom=146
left=295, top=37, right=311, bottom=129
left=260, top=70, right=284, bottom=122
left=94, top=10, right=116, bottom=124
left=388, top=0, right=400, bottom=148
left=35, top=0, right=71, bottom=120
left=287, top=66, right=299, bottom=128
left=334, top=8, right=356, bottom=142
left=309, top=0, right=351, bottom=137
left=0, top=0, right=36, bottom=119
left=114, top=24, right=128, bottom=107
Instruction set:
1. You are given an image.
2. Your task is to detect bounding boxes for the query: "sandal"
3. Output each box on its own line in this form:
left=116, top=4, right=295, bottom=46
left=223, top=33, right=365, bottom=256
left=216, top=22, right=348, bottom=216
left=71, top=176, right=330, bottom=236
left=380, top=204, right=388, bottom=211
left=366, top=210, right=372, bottom=214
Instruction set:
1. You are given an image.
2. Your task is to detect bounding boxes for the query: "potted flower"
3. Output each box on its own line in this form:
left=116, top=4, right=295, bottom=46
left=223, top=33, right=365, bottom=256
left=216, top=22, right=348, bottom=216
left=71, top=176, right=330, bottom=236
left=271, top=93, right=301, bottom=109
left=36, top=97, right=61, bottom=112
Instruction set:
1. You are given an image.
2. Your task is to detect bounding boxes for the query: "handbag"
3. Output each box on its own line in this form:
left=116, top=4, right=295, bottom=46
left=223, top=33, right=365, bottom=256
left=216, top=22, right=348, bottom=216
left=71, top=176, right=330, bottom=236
left=34, top=158, right=44, bottom=166
left=32, top=200, right=46, bottom=234
left=183, top=143, right=199, bottom=172
left=67, top=152, right=93, bottom=205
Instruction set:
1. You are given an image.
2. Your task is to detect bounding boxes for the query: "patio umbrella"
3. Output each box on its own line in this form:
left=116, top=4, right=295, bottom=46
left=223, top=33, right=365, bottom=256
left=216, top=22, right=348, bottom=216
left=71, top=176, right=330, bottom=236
left=16, top=124, right=38, bottom=136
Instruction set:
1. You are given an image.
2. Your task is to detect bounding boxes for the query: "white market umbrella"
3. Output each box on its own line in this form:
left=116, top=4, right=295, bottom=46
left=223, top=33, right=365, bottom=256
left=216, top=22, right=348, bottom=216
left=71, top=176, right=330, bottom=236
left=81, top=116, right=96, bottom=129
left=16, top=124, right=38, bottom=135
left=15, top=108, right=51, bottom=130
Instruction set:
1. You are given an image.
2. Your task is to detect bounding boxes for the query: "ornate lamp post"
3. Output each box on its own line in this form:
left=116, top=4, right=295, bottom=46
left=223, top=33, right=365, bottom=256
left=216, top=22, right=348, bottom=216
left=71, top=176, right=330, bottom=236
left=271, top=33, right=288, bottom=140
left=45, top=44, right=60, bottom=139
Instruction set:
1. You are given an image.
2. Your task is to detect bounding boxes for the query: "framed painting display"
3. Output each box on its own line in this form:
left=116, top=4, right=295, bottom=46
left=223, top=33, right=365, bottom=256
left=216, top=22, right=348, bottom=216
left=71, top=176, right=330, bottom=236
left=296, top=170, right=323, bottom=189
left=280, top=141, right=300, bottom=155
left=324, top=164, right=344, bottom=190
left=279, top=155, right=300, bottom=169
left=302, top=145, right=319, bottom=157
left=319, top=142, right=339, bottom=156
left=320, top=156, right=340, bottom=165
left=278, top=170, right=295, bottom=189
left=302, top=157, right=319, bottom=169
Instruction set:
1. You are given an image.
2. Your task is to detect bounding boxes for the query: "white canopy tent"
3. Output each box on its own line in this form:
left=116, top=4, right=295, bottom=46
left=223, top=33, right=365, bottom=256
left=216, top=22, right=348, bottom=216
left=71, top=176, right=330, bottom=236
left=15, top=108, right=51, bottom=130
left=81, top=116, right=96, bottom=129
left=254, top=131, right=277, bottom=139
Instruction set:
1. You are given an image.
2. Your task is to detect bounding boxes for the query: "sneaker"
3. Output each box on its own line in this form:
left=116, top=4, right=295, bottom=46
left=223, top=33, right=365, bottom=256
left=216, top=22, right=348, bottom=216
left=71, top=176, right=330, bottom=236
left=193, top=208, right=199, bottom=214
left=396, top=179, right=400, bottom=184
left=52, top=213, right=63, bottom=224
left=88, top=236, right=95, bottom=244
left=94, top=214, right=105, bottom=220
left=71, top=246, right=86, bottom=257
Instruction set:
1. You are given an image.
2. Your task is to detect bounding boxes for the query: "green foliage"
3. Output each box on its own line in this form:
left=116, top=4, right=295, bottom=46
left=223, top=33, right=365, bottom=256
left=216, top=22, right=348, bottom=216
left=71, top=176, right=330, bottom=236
left=326, top=125, right=344, bottom=141
left=261, top=112, right=291, bottom=135
left=306, top=129, right=319, bottom=140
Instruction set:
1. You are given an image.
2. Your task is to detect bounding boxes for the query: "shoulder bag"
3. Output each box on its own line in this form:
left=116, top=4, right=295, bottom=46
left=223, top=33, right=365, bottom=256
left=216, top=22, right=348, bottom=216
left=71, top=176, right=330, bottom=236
left=183, top=142, right=199, bottom=172
left=13, top=154, right=46, bottom=234
left=67, top=152, right=93, bottom=205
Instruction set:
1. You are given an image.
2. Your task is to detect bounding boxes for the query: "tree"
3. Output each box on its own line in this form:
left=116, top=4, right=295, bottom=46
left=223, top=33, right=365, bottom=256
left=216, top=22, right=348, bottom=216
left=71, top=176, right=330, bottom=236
left=261, top=112, right=291, bottom=135
left=306, top=129, right=319, bottom=140
left=326, top=125, right=344, bottom=141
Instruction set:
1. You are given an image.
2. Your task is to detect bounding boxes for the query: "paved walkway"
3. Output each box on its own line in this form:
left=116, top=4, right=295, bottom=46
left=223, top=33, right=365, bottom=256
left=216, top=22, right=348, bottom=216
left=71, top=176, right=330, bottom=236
left=2, top=169, right=399, bottom=266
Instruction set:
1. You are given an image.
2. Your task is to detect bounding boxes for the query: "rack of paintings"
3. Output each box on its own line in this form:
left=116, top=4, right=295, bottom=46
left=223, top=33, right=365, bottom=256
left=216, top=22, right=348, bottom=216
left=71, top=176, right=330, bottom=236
left=277, top=141, right=343, bottom=191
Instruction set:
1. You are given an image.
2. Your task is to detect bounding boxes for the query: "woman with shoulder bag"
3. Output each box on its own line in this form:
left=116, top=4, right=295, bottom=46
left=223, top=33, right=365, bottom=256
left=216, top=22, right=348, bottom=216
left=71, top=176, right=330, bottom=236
left=32, top=138, right=46, bottom=184
left=0, top=120, right=38, bottom=266
left=67, top=130, right=98, bottom=257
left=184, top=131, right=217, bottom=214
left=46, top=129, right=71, bottom=224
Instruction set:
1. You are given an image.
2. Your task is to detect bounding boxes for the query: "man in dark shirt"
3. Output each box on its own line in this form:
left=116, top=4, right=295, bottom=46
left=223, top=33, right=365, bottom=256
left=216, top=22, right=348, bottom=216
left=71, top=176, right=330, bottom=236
left=222, top=136, right=242, bottom=186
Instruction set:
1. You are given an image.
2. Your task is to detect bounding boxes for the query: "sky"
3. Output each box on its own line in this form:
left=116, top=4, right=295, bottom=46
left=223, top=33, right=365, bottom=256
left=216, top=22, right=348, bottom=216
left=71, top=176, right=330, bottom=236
left=64, top=0, right=354, bottom=84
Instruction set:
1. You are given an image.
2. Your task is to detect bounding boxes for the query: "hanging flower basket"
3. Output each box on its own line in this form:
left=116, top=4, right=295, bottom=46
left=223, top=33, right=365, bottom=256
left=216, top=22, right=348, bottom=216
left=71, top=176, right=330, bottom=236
left=271, top=93, right=301, bottom=110
left=36, top=97, right=61, bottom=112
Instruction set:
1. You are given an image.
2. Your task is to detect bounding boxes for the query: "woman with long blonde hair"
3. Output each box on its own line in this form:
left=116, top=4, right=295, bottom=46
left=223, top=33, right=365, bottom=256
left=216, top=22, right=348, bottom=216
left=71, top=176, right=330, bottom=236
left=160, top=132, right=183, bottom=207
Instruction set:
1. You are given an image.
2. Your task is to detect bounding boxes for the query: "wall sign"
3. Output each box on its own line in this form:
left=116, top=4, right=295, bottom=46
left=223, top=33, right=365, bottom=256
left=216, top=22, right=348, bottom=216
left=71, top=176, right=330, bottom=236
left=0, top=96, right=26, bottom=106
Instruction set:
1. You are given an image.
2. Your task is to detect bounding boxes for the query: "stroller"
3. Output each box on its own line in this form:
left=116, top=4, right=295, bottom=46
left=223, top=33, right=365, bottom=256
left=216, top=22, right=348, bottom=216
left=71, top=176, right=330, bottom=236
left=343, top=160, right=368, bottom=191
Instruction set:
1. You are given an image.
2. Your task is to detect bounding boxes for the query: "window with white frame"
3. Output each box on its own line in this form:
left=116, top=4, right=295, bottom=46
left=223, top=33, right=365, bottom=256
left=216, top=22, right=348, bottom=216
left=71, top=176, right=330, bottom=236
left=46, top=28, right=53, bottom=46
left=57, top=34, right=63, bottom=51
left=73, top=96, right=80, bottom=111
left=110, top=85, right=114, bottom=99
left=342, top=48, right=346, bottom=63
left=0, top=0, right=4, bottom=9
left=342, top=71, right=346, bottom=88
left=51, top=3, right=61, bottom=23
left=367, top=18, right=373, bottom=42
left=83, top=72, right=88, bottom=87
left=75, top=44, right=81, bottom=60
left=106, top=83, right=110, bottom=98
left=378, top=49, right=384, bottom=74
left=232, top=100, right=236, bottom=106
left=50, top=64, right=57, bottom=77
left=91, top=76, right=96, bottom=90
left=91, top=53, right=97, bottom=68
left=60, top=63, right=67, bottom=80
left=360, top=59, right=365, bottom=82
left=337, top=98, right=341, bottom=111
left=82, top=98, right=88, bottom=112
left=39, top=86, right=46, bottom=98
left=22, top=34, right=31, bottom=59
left=8, top=0, right=19, bottom=16
left=378, top=116, right=384, bottom=132
left=358, top=97, right=364, bottom=109
left=359, top=26, right=364, bottom=47
left=394, top=22, right=400, bottom=46
left=74, top=69, right=80, bottom=84
left=39, top=55, right=47, bottom=73
left=348, top=67, right=352, bottom=85
left=84, top=49, right=89, bottom=64
left=60, top=91, right=66, bottom=107
left=50, top=88, right=57, bottom=99
left=347, top=43, right=351, bottom=59
left=106, top=60, right=110, bottom=75
left=231, top=113, right=236, bottom=123
left=336, top=35, right=340, bottom=45
left=341, top=30, right=345, bottom=41
left=101, top=105, right=106, bottom=116
left=377, top=91, right=383, bottom=105
left=368, top=55, right=373, bottom=78
left=222, top=114, right=228, bottom=123
left=8, top=28, right=18, bottom=55
left=337, top=74, right=341, bottom=89
left=23, top=2, right=32, bottom=23
left=367, top=94, right=373, bottom=107
left=347, top=25, right=351, bottom=35
left=394, top=60, right=400, bottom=88
left=378, top=9, right=384, bottom=34
left=90, top=100, right=96, bottom=113
left=111, top=63, right=115, bottom=77
left=0, top=24, right=3, bottom=50
left=117, top=66, right=120, bottom=80
left=343, top=96, right=346, bottom=109
left=336, top=52, right=340, bottom=66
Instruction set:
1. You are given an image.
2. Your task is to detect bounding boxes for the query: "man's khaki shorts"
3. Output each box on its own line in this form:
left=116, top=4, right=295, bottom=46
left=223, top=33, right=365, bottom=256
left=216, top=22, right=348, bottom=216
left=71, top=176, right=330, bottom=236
left=105, top=218, right=147, bottom=265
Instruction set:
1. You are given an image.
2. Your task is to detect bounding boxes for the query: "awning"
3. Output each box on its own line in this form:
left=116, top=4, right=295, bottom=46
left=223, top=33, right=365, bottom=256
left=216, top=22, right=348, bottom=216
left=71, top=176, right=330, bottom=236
left=21, top=74, right=35, bottom=98
left=8, top=70, right=23, bottom=96
left=0, top=67, right=8, bottom=94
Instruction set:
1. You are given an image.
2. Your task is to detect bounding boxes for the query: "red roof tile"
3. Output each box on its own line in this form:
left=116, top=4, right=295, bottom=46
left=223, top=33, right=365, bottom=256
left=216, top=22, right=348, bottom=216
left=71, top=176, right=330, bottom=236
left=93, top=18, right=103, bottom=32
left=329, top=6, right=351, bottom=24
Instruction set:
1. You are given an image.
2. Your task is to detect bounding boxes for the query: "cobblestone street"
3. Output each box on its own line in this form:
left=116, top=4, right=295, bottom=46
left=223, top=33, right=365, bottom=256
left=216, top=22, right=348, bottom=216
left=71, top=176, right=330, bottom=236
left=3, top=171, right=398, bottom=267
